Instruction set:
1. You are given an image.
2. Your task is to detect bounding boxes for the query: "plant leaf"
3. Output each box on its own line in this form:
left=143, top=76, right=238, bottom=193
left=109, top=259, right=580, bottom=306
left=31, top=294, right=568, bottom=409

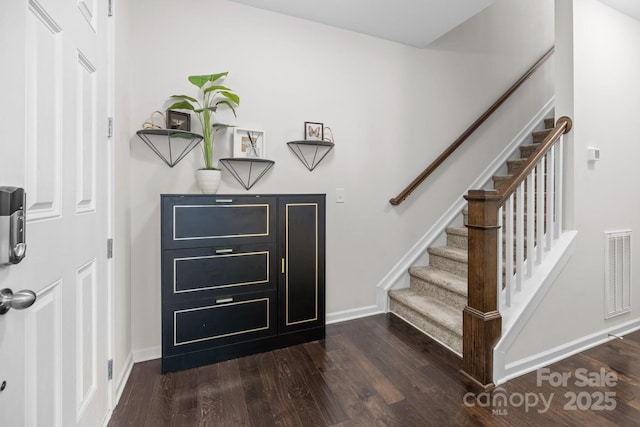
left=212, top=123, right=235, bottom=132
left=169, top=94, right=198, bottom=103
left=167, top=101, right=194, bottom=111
left=194, top=106, right=218, bottom=113
left=220, top=91, right=240, bottom=105
left=203, top=85, right=232, bottom=95
left=188, top=72, right=228, bottom=88
left=215, top=100, right=237, bottom=117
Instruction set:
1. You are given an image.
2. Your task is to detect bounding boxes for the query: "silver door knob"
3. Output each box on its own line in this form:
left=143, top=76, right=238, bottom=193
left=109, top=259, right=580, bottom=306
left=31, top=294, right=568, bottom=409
left=0, top=288, right=36, bottom=315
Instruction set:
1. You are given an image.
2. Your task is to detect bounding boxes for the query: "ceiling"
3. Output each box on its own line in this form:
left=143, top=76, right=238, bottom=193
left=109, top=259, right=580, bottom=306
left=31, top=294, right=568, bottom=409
left=598, top=0, right=640, bottom=20
left=227, top=0, right=496, bottom=48
left=227, top=0, right=640, bottom=49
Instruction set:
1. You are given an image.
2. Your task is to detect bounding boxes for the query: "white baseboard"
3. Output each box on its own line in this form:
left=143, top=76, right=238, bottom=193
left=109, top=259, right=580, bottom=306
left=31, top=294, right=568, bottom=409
left=103, top=352, right=134, bottom=427
left=114, top=352, right=134, bottom=404
left=326, top=305, right=383, bottom=324
left=495, top=318, right=640, bottom=385
left=133, top=346, right=161, bottom=363
left=375, top=98, right=555, bottom=310
left=101, top=410, right=113, bottom=427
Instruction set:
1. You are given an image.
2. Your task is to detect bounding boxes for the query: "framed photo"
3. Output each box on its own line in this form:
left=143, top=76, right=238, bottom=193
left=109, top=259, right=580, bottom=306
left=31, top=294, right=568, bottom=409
left=304, top=121, right=323, bottom=141
left=233, top=128, right=266, bottom=158
left=166, top=110, right=191, bottom=131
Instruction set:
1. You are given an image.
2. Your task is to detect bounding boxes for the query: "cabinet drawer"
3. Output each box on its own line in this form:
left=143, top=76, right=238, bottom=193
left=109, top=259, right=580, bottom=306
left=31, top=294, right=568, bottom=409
left=162, top=244, right=276, bottom=299
left=161, top=195, right=276, bottom=248
left=162, top=291, right=276, bottom=357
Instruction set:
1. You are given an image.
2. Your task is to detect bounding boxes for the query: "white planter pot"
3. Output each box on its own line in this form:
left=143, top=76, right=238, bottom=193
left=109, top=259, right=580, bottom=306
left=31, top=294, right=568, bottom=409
left=196, top=169, right=222, bottom=194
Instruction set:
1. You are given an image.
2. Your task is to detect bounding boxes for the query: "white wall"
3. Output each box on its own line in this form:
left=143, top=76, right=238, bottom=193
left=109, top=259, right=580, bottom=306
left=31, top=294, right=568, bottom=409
left=506, top=0, right=640, bottom=364
left=124, top=0, right=554, bottom=354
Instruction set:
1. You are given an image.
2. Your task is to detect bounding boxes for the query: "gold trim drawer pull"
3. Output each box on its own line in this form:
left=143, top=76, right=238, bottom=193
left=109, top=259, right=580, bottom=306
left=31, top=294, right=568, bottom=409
left=281, top=258, right=285, bottom=274
left=215, top=199, right=233, bottom=203
left=215, top=297, right=233, bottom=304
left=215, top=249, right=233, bottom=254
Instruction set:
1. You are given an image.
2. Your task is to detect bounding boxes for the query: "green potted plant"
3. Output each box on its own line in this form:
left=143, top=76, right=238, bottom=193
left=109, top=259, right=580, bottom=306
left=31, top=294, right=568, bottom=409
left=167, top=72, right=240, bottom=193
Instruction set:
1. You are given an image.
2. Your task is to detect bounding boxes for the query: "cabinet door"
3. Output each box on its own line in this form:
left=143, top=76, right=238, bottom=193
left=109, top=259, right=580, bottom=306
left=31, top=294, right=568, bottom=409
left=278, top=195, right=326, bottom=333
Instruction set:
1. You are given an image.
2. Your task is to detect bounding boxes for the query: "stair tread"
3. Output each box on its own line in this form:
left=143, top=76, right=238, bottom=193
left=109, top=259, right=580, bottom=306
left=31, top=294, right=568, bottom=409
left=445, top=227, right=468, bottom=237
left=408, top=266, right=467, bottom=297
left=507, top=159, right=528, bottom=167
left=507, top=158, right=527, bottom=165
left=389, top=288, right=462, bottom=335
left=520, top=143, right=541, bottom=149
left=532, top=129, right=552, bottom=138
left=427, top=245, right=467, bottom=262
left=493, top=174, right=513, bottom=181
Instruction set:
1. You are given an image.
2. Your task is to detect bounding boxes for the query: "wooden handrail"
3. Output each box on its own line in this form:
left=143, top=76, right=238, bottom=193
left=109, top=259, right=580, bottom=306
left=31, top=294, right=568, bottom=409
left=389, top=46, right=555, bottom=206
left=497, top=116, right=572, bottom=203
left=461, top=116, right=573, bottom=389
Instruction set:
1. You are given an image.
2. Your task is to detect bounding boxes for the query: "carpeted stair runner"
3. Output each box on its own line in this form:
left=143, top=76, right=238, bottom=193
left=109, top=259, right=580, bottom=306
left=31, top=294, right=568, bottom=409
left=389, top=117, right=554, bottom=355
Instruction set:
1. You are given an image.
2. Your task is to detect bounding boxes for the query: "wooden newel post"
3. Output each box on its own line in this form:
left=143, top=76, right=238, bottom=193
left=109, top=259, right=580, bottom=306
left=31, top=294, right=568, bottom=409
left=462, top=189, right=502, bottom=389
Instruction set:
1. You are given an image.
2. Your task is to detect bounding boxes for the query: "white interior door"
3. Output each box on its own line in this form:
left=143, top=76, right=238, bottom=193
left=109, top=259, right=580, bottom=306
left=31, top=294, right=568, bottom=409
left=0, top=1, right=110, bottom=426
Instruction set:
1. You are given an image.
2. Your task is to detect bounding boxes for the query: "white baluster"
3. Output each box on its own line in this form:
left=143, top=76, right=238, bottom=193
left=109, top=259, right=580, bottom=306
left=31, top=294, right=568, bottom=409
left=546, top=148, right=554, bottom=250
left=526, top=170, right=535, bottom=277
left=498, top=206, right=504, bottom=308
left=536, top=160, right=545, bottom=263
left=516, top=182, right=525, bottom=291
left=505, top=194, right=514, bottom=306
left=554, top=135, right=563, bottom=238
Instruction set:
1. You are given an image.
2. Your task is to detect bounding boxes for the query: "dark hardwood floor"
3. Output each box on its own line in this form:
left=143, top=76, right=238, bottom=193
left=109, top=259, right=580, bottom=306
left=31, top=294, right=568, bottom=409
left=108, top=314, right=640, bottom=426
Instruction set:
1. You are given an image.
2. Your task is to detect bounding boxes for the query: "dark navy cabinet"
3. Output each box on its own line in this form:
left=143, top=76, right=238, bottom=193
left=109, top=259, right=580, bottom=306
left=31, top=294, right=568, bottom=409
left=161, top=194, right=325, bottom=373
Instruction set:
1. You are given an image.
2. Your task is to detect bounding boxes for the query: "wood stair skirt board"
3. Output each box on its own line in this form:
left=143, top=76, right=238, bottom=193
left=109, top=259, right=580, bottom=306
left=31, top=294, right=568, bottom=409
left=389, top=115, right=556, bottom=361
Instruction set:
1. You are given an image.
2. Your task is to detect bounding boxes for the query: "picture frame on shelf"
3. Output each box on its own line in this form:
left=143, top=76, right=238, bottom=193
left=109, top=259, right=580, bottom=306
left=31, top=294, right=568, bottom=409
left=233, top=128, right=266, bottom=158
left=304, top=121, right=323, bottom=141
left=166, top=110, right=191, bottom=131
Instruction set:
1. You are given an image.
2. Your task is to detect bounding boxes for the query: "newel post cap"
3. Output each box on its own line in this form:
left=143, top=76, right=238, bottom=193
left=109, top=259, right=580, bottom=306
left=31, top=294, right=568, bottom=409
left=464, top=189, right=500, bottom=202
left=557, top=116, right=573, bottom=133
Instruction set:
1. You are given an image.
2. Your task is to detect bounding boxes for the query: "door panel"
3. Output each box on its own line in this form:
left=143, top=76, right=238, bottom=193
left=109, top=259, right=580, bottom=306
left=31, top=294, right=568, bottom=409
left=0, top=1, right=110, bottom=426
left=25, top=281, right=62, bottom=427
left=76, top=259, right=99, bottom=420
left=26, top=1, right=63, bottom=220
left=76, top=52, right=98, bottom=214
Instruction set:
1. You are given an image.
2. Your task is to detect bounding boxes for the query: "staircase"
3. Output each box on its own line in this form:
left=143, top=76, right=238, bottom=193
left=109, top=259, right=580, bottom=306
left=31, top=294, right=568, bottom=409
left=388, top=117, right=555, bottom=355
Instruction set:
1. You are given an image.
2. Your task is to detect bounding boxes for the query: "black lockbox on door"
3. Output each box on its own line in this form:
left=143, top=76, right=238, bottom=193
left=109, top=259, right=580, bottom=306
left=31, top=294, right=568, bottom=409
left=160, top=194, right=325, bottom=373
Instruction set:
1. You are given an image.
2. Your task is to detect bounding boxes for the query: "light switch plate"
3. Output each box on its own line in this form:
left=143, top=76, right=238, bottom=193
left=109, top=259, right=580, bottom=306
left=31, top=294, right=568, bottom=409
left=336, top=188, right=345, bottom=203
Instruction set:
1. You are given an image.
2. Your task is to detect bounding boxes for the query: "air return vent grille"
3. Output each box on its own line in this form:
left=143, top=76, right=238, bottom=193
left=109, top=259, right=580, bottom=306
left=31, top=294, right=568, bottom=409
left=604, top=230, right=631, bottom=319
